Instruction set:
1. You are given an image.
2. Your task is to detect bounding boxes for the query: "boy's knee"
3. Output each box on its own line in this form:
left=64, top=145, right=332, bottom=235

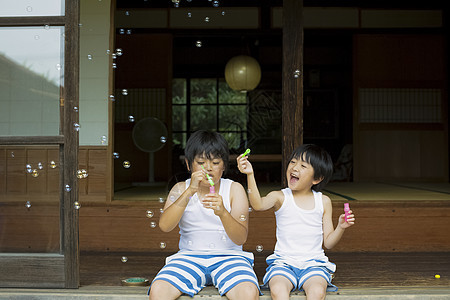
left=305, top=285, right=326, bottom=300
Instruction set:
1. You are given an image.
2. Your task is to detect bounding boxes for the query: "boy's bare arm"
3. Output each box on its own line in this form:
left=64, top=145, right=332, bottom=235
left=217, top=182, right=249, bottom=245
left=322, top=196, right=355, bottom=249
left=237, top=155, right=280, bottom=211
left=159, top=182, right=196, bottom=232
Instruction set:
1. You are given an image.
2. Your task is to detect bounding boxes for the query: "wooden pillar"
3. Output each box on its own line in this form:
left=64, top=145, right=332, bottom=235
left=282, top=0, right=304, bottom=185
left=63, top=0, right=80, bottom=288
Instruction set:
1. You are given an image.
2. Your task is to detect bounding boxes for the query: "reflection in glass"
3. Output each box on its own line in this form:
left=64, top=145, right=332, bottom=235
left=0, top=0, right=64, bottom=17
left=0, top=26, right=63, bottom=136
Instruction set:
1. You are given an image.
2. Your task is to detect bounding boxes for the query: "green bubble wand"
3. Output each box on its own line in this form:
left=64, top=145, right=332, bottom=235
left=241, top=148, right=251, bottom=157
left=201, top=165, right=215, bottom=193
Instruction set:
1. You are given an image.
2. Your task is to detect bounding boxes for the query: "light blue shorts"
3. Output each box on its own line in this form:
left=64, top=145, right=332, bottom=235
left=149, top=253, right=261, bottom=297
left=263, top=262, right=337, bottom=292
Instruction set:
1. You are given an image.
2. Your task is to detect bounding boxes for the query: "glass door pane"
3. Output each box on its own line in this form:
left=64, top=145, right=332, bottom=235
left=0, top=0, right=64, bottom=17
left=0, top=26, right=63, bottom=137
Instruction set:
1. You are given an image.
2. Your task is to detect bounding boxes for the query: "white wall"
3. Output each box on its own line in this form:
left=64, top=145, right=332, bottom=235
left=79, top=0, right=111, bottom=145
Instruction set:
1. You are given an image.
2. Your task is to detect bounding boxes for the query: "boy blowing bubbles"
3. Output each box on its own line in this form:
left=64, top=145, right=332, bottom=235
left=237, top=144, right=355, bottom=300
left=149, top=130, right=260, bottom=300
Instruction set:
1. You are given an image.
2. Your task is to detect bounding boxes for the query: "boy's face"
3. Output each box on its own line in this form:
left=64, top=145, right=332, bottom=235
left=286, top=154, right=321, bottom=190
left=190, top=154, right=225, bottom=186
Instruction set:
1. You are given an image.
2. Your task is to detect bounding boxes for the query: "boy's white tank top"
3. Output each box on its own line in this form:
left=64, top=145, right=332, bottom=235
left=178, top=178, right=242, bottom=251
left=274, top=188, right=327, bottom=261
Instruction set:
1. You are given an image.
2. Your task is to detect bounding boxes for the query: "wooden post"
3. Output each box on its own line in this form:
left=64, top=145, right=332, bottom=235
left=282, top=0, right=304, bottom=186
left=63, top=0, right=80, bottom=288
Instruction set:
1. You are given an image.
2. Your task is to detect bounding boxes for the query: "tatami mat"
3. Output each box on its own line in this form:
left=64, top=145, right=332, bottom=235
left=324, top=182, right=450, bottom=201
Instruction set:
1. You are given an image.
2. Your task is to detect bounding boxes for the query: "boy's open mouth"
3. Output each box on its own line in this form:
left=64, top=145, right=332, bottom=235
left=289, top=174, right=299, bottom=184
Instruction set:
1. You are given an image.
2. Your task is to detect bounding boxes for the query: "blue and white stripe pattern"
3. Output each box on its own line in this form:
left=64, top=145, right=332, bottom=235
left=263, top=260, right=337, bottom=292
left=149, top=253, right=261, bottom=297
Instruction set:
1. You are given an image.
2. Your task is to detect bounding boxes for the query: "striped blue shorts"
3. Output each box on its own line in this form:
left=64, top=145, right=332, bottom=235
left=149, top=253, right=261, bottom=297
left=263, top=262, right=337, bottom=292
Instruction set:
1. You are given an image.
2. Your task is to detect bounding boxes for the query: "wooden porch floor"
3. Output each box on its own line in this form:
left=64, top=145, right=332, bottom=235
left=80, top=251, right=450, bottom=289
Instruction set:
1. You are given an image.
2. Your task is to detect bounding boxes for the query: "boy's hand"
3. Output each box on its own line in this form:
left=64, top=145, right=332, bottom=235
left=237, top=155, right=254, bottom=175
left=189, top=170, right=205, bottom=192
left=338, top=210, right=355, bottom=229
left=201, top=193, right=225, bottom=216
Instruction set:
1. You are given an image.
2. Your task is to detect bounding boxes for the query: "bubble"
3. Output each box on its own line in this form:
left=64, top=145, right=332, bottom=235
left=121, top=256, right=128, bottom=263
left=11, top=152, right=14, bottom=158
left=128, top=115, right=135, bottom=122
left=31, top=169, right=39, bottom=177
left=76, top=170, right=83, bottom=179
left=160, top=136, right=166, bottom=143
left=248, top=207, right=253, bottom=212
left=247, top=188, right=252, bottom=193
left=109, top=95, right=115, bottom=101
left=87, top=54, right=92, bottom=60
left=239, top=215, right=246, bottom=221
left=122, top=89, right=128, bottom=96
left=74, top=123, right=80, bottom=131
left=113, top=152, right=120, bottom=159
left=212, top=0, right=219, bottom=7
left=55, top=63, right=61, bottom=70
left=159, top=197, right=165, bottom=203
left=34, top=35, right=40, bottom=40
left=106, top=49, right=111, bottom=55
left=112, top=63, right=117, bottom=69
left=65, top=184, right=71, bottom=192
left=74, top=201, right=81, bottom=210
left=150, top=221, right=156, bottom=228
left=209, top=243, right=215, bottom=249
left=196, top=40, right=202, bottom=48
left=50, top=161, right=57, bottom=168
left=25, top=201, right=31, bottom=208
left=159, top=242, right=166, bottom=249
left=256, top=245, right=263, bottom=252
left=187, top=12, right=192, bottom=18
left=82, top=169, right=88, bottom=178
left=293, top=69, right=301, bottom=78
left=188, top=240, right=193, bottom=246
left=126, top=29, right=132, bottom=35
left=125, top=11, right=130, bottom=16
left=204, top=16, right=210, bottom=22
left=111, top=53, right=117, bottom=59
left=221, top=11, right=226, bottom=16
left=119, top=28, right=125, bottom=34
left=123, top=161, right=131, bottom=168
left=73, top=106, right=79, bottom=112
left=221, top=235, right=227, bottom=241
left=159, top=208, right=164, bottom=214
left=116, top=48, right=123, bottom=56
left=44, top=24, right=50, bottom=30
left=26, top=6, right=32, bottom=12
left=101, top=135, right=107, bottom=145
left=37, top=162, right=43, bottom=170
left=146, top=210, right=154, bottom=218
left=26, top=164, right=32, bottom=173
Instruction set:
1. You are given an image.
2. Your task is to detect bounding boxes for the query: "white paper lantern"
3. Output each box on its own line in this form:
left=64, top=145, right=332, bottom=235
left=225, top=55, right=261, bottom=92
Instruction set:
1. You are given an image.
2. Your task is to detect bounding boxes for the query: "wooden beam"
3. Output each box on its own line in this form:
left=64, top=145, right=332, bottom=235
left=282, top=0, right=304, bottom=185
left=0, top=16, right=65, bottom=26
left=63, top=0, right=80, bottom=289
left=0, top=136, right=64, bottom=145
left=0, top=254, right=65, bottom=288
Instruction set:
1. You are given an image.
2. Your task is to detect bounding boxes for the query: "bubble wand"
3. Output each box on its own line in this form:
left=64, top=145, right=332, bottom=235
left=241, top=148, right=251, bottom=157
left=201, top=165, right=215, bottom=193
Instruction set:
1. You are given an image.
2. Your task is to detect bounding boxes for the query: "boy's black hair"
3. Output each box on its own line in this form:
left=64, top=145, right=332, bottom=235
left=185, top=130, right=229, bottom=173
left=288, top=144, right=334, bottom=192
